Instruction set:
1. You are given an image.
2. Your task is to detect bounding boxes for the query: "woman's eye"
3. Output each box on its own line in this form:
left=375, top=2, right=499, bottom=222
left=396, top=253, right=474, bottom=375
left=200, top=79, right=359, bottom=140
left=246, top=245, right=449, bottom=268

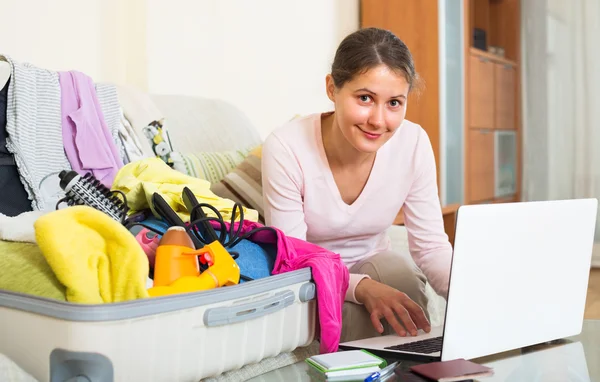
left=359, top=95, right=371, bottom=102
left=390, top=99, right=402, bottom=108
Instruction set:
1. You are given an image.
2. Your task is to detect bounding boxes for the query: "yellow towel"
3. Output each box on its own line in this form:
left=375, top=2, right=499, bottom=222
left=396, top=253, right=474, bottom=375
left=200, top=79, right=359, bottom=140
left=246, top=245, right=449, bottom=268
left=0, top=240, right=66, bottom=301
left=34, top=206, right=149, bottom=304
left=112, top=157, right=258, bottom=222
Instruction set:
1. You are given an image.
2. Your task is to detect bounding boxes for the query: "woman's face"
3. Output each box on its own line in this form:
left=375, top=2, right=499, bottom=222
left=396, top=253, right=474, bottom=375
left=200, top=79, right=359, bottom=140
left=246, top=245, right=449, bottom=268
left=326, top=64, right=410, bottom=154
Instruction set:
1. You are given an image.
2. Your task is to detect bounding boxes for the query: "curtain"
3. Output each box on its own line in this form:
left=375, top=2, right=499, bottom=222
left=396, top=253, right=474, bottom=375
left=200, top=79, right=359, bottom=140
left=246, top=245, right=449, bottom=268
left=521, top=0, right=600, bottom=260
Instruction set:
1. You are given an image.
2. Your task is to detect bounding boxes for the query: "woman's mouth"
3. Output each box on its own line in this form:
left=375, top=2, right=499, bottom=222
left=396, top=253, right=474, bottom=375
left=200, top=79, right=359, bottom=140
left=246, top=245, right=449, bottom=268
left=357, top=126, right=382, bottom=140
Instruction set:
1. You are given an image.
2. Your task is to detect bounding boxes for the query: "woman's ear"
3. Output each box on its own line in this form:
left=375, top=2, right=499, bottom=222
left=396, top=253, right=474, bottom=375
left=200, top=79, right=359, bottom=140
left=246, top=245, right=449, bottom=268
left=325, top=74, right=336, bottom=103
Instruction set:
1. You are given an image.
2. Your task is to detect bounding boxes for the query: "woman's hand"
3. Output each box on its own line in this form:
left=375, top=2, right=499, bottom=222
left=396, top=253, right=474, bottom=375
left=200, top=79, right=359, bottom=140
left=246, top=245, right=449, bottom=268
left=355, top=278, right=431, bottom=337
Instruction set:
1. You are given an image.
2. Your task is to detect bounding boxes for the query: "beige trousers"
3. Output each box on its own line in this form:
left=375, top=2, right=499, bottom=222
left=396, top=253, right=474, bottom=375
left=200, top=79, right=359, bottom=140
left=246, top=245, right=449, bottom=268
left=340, top=250, right=429, bottom=343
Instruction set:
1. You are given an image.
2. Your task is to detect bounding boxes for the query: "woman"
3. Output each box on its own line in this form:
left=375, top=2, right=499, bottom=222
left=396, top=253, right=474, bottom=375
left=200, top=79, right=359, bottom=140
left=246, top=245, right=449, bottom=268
left=261, top=27, right=453, bottom=342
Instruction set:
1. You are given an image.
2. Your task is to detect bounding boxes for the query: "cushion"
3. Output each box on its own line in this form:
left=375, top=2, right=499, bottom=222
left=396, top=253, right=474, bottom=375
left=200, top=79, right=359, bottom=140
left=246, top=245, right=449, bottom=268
left=171, top=147, right=253, bottom=184
left=210, top=146, right=264, bottom=223
left=149, top=94, right=263, bottom=153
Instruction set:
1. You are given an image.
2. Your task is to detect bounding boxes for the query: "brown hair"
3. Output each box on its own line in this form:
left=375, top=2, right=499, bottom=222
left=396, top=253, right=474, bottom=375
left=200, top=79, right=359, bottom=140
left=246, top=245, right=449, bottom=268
left=331, top=27, right=420, bottom=92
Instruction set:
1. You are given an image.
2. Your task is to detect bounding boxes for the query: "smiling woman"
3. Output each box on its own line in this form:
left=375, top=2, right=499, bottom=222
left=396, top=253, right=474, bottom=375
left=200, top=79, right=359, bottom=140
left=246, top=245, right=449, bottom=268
left=261, top=27, right=453, bottom=344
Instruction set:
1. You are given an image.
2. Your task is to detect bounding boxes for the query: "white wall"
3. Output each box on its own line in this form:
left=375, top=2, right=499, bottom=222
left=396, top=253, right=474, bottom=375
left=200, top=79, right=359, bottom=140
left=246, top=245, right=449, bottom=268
left=1, top=0, right=359, bottom=139
left=0, top=0, right=129, bottom=83
left=145, top=0, right=359, bottom=138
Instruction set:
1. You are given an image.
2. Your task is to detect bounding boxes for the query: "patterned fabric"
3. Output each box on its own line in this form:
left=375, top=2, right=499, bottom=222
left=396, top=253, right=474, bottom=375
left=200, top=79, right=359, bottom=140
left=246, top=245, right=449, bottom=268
left=210, top=146, right=264, bottom=222
left=171, top=147, right=252, bottom=184
left=117, top=107, right=146, bottom=164
left=95, top=83, right=127, bottom=164
left=142, top=119, right=175, bottom=166
left=0, top=54, right=72, bottom=211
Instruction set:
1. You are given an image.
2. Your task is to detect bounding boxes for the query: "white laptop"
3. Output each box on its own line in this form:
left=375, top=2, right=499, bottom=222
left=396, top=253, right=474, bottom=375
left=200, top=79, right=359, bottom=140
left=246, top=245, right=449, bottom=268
left=339, top=199, right=598, bottom=362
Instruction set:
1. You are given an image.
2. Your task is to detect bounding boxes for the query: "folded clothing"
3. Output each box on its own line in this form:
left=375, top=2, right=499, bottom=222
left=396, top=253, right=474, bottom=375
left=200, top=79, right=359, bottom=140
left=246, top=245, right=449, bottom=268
left=112, top=157, right=258, bottom=223
left=34, top=206, right=149, bottom=303
left=0, top=240, right=66, bottom=301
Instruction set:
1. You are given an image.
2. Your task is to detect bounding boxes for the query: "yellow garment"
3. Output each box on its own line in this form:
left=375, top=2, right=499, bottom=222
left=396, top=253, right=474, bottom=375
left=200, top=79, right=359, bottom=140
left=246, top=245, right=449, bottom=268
left=112, top=157, right=258, bottom=222
left=0, top=240, right=66, bottom=301
left=34, top=206, right=149, bottom=304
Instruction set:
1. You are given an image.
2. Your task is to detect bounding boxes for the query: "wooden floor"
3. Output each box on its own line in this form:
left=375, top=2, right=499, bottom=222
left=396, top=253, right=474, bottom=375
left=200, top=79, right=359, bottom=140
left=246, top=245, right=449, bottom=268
left=585, top=268, right=600, bottom=319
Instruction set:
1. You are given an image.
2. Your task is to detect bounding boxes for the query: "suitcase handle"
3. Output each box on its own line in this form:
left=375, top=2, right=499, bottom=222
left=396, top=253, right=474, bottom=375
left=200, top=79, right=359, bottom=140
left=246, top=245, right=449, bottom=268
left=203, top=289, right=296, bottom=327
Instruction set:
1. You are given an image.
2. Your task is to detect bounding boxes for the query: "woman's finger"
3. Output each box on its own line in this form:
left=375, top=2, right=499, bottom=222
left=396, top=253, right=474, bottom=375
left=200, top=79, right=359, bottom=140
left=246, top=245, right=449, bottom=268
left=402, top=297, right=431, bottom=332
left=382, top=307, right=407, bottom=337
left=393, top=303, right=418, bottom=336
left=369, top=310, right=385, bottom=334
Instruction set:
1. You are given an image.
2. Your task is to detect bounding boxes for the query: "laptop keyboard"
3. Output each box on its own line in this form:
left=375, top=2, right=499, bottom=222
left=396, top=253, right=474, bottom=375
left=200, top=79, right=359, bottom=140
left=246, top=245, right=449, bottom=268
left=384, top=336, right=443, bottom=354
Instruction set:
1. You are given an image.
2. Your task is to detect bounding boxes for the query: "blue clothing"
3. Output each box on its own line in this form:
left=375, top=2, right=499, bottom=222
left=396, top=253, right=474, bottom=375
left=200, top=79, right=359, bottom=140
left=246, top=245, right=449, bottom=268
left=134, top=216, right=275, bottom=281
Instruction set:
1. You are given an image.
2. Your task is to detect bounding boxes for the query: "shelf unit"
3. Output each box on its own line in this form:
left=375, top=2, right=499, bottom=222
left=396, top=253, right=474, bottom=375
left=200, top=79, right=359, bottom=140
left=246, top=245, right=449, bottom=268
left=360, top=0, right=522, bottom=208
left=465, top=0, right=521, bottom=204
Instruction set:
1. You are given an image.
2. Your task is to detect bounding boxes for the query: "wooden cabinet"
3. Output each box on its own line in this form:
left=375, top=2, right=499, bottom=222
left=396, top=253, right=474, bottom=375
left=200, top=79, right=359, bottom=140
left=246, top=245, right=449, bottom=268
left=465, top=0, right=521, bottom=204
left=469, top=54, right=494, bottom=129
left=469, top=52, right=517, bottom=131
left=466, top=51, right=518, bottom=203
left=360, top=0, right=441, bottom=184
left=360, top=0, right=521, bottom=207
left=468, top=129, right=495, bottom=202
left=494, top=63, right=516, bottom=129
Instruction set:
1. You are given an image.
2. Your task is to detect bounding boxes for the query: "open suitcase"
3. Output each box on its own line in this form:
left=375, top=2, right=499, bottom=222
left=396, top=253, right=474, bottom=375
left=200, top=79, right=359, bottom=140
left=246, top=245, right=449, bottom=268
left=0, top=267, right=316, bottom=382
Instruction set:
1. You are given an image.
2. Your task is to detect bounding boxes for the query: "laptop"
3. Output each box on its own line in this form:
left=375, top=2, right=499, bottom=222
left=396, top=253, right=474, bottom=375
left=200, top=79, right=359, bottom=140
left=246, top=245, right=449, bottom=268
left=339, top=199, right=598, bottom=362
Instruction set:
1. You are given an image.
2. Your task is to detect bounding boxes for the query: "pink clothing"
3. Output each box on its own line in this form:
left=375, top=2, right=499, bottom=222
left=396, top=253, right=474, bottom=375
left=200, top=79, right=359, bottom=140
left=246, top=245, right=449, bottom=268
left=58, top=71, right=123, bottom=186
left=261, top=113, right=452, bottom=303
left=210, top=219, right=349, bottom=354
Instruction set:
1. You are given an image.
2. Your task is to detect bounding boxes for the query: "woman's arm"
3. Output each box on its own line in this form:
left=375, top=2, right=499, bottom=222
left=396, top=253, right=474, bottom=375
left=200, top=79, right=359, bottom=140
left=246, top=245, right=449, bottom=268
left=261, top=134, right=308, bottom=240
left=402, top=129, right=453, bottom=298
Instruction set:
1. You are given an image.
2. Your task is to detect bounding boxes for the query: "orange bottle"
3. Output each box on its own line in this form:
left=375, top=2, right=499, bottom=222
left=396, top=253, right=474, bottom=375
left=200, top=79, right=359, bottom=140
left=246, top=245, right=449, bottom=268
left=152, top=226, right=199, bottom=287
left=148, top=240, right=240, bottom=297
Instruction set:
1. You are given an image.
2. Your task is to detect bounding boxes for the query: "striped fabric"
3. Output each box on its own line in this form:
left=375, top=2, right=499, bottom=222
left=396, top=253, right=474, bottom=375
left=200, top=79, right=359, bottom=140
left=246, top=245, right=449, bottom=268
left=1, top=55, right=71, bottom=211
left=117, top=107, right=146, bottom=164
left=210, top=146, right=264, bottom=223
left=171, top=148, right=252, bottom=184
left=95, top=83, right=127, bottom=164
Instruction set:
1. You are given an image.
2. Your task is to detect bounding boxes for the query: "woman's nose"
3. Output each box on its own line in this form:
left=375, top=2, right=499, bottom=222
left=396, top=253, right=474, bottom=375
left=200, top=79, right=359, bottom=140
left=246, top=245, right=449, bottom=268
left=368, top=107, right=385, bottom=129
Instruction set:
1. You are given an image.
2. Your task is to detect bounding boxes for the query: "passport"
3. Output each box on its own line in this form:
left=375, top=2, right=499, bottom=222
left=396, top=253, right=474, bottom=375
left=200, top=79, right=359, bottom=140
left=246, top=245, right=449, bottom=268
left=408, top=358, right=493, bottom=381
